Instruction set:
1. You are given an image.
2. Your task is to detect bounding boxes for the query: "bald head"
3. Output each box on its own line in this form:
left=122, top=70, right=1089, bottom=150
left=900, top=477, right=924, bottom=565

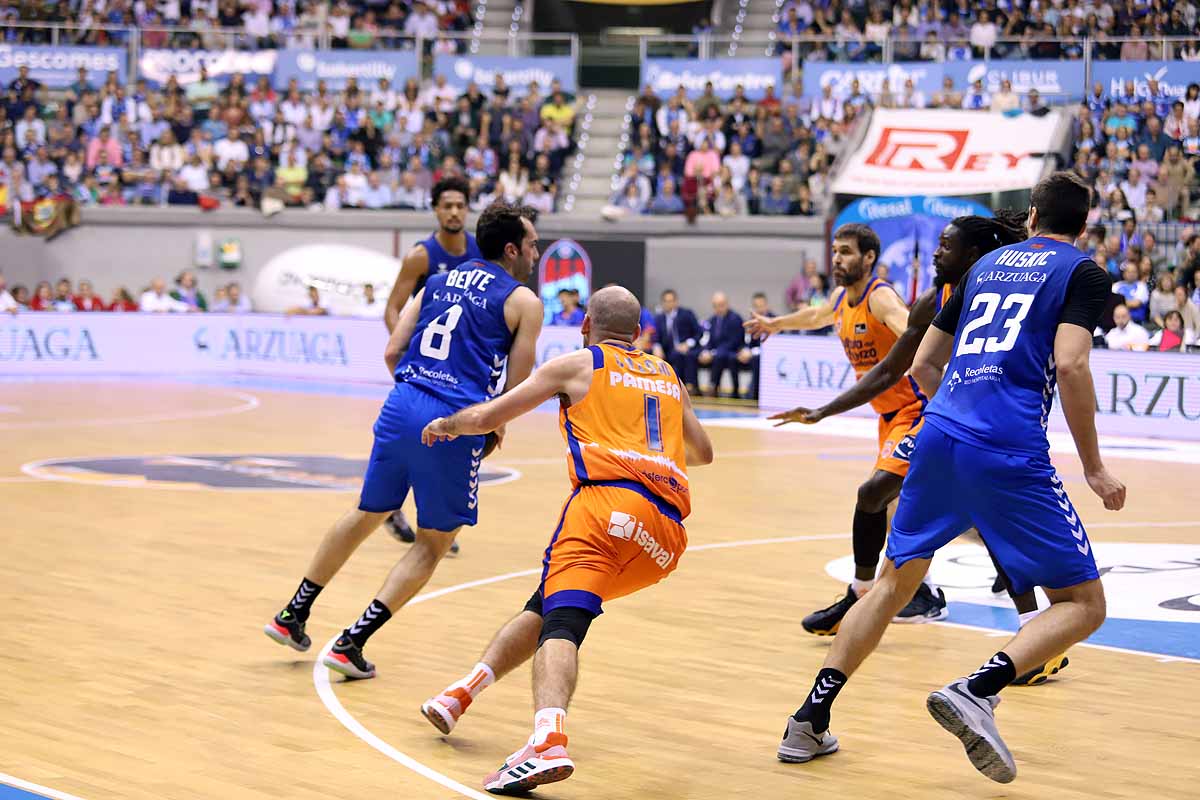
left=585, top=285, right=642, bottom=343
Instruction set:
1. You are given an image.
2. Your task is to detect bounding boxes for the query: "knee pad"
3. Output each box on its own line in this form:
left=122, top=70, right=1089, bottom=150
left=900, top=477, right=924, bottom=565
left=538, top=606, right=596, bottom=648
left=523, top=589, right=543, bottom=616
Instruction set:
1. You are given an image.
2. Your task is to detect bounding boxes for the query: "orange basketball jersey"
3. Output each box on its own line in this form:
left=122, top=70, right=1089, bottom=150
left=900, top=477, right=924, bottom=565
left=558, top=342, right=691, bottom=519
left=936, top=282, right=954, bottom=313
left=833, top=277, right=922, bottom=416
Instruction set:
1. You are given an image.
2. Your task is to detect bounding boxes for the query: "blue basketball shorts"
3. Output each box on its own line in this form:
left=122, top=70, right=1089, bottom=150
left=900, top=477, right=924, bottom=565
left=885, top=420, right=1099, bottom=596
left=358, top=382, right=484, bottom=532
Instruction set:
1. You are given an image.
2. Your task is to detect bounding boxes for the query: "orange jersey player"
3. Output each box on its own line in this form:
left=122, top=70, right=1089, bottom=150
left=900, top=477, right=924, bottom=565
left=419, top=285, right=713, bottom=795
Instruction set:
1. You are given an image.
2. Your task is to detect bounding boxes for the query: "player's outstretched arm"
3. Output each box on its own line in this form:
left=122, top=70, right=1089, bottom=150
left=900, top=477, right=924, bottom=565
left=772, top=291, right=938, bottom=425
left=501, top=287, right=546, bottom=393
left=680, top=389, right=714, bottom=466
left=384, top=288, right=424, bottom=375
left=421, top=349, right=593, bottom=445
left=1055, top=324, right=1126, bottom=511
left=383, top=245, right=429, bottom=332
left=910, top=325, right=954, bottom=398
left=743, top=290, right=839, bottom=338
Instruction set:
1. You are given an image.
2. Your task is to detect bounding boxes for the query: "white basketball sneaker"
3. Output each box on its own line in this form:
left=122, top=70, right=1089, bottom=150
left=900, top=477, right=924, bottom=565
left=926, top=678, right=1016, bottom=783
left=777, top=716, right=840, bottom=763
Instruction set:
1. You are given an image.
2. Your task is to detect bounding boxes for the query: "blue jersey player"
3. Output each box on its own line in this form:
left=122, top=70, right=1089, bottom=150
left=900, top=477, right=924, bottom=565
left=264, top=203, right=544, bottom=680
left=381, top=175, right=482, bottom=546
left=778, top=172, right=1125, bottom=784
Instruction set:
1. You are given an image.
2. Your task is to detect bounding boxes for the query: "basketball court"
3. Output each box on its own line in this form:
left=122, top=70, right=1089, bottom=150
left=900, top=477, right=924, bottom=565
left=1, top=375, right=1196, bottom=799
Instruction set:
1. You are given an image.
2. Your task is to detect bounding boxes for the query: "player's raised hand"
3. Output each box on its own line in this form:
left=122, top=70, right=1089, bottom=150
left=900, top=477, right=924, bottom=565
left=1085, top=467, right=1126, bottom=511
left=744, top=312, right=778, bottom=340
left=768, top=407, right=824, bottom=426
left=421, top=417, right=459, bottom=446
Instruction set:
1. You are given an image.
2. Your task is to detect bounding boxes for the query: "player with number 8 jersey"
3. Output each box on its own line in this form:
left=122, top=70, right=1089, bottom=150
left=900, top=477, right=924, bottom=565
left=261, top=202, right=543, bottom=682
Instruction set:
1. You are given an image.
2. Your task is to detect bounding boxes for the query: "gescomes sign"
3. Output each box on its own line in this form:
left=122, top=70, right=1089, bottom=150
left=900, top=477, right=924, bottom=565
left=0, top=44, right=126, bottom=87
left=832, top=108, right=1060, bottom=197
left=760, top=335, right=1200, bottom=440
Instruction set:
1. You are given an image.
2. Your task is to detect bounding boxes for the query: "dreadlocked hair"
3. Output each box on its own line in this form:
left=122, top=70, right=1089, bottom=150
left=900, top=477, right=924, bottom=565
left=951, top=208, right=1028, bottom=255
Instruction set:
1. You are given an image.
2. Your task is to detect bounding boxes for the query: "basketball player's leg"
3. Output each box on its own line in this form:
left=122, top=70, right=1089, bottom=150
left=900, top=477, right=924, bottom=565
left=782, top=424, right=968, bottom=763
left=484, top=486, right=683, bottom=793
left=324, top=408, right=481, bottom=680
left=985, top=544, right=1070, bottom=685
left=924, top=443, right=1103, bottom=783
left=263, top=415, right=411, bottom=652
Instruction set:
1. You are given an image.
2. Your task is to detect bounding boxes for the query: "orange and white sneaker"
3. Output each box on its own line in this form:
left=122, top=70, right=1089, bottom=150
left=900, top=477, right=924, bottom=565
left=421, top=688, right=472, bottom=735
left=482, top=735, right=574, bottom=795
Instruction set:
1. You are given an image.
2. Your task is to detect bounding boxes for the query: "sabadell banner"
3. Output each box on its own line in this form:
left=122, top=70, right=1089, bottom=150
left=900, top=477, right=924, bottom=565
left=759, top=334, right=1200, bottom=441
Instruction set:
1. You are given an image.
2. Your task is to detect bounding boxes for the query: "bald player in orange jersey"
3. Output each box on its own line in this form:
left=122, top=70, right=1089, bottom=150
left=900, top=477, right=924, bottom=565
left=745, top=224, right=947, bottom=630
left=420, top=285, right=713, bottom=795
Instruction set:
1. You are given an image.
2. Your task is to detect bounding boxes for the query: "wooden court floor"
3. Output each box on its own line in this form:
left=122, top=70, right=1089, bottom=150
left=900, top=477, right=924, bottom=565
left=1, top=379, right=1197, bottom=800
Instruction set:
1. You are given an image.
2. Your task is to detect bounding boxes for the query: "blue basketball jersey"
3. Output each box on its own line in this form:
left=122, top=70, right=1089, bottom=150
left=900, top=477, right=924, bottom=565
left=925, top=237, right=1089, bottom=455
left=412, top=231, right=482, bottom=297
left=394, top=259, right=521, bottom=409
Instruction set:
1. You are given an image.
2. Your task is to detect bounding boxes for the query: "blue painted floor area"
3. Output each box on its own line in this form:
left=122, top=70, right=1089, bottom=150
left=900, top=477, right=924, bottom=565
left=0, top=784, right=54, bottom=799
left=174, top=373, right=394, bottom=400
left=949, top=602, right=1200, bottom=660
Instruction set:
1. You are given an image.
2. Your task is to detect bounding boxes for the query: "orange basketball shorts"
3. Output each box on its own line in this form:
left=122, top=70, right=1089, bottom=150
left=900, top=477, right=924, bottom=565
left=875, top=401, right=925, bottom=477
left=538, top=482, right=688, bottom=616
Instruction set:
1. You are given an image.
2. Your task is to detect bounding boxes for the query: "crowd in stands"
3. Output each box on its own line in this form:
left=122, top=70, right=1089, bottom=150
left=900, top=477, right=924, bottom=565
left=1, top=0, right=475, bottom=52
left=0, top=64, right=578, bottom=214
left=0, top=270, right=396, bottom=318
left=773, top=0, right=1200, bottom=67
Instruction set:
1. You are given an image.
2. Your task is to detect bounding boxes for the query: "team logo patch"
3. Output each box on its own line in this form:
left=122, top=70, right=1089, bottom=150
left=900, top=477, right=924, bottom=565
left=22, top=454, right=519, bottom=491
left=538, top=239, right=592, bottom=322
left=891, top=434, right=917, bottom=462
left=854, top=322, right=868, bottom=335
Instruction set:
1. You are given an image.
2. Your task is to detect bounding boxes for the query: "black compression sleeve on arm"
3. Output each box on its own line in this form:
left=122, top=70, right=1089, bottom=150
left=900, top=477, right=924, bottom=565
left=931, top=281, right=966, bottom=334
left=1058, top=260, right=1111, bottom=332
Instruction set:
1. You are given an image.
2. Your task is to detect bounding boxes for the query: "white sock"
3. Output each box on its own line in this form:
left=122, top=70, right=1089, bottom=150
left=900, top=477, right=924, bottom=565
left=532, top=707, right=567, bottom=748
left=851, top=578, right=874, bottom=597
left=1018, top=609, right=1041, bottom=628
left=447, top=662, right=495, bottom=699
left=922, top=573, right=936, bottom=589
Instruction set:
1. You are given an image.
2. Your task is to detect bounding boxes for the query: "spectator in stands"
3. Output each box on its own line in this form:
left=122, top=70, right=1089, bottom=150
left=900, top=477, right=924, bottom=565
left=962, top=79, right=991, bottom=111
left=1150, top=273, right=1178, bottom=328
left=288, top=285, right=331, bottom=316
left=1120, top=167, right=1150, bottom=215
left=141, top=277, right=192, bottom=312
left=172, top=271, right=208, bottom=311
left=74, top=280, right=105, bottom=311
left=109, top=288, right=139, bottom=312
left=648, top=178, right=684, bottom=215
left=1176, top=285, right=1200, bottom=332
left=992, top=79, right=1019, bottom=114
left=0, top=272, right=14, bottom=314
left=550, top=289, right=585, bottom=326
left=653, top=289, right=700, bottom=394
left=1105, top=304, right=1150, bottom=350
left=697, top=291, right=747, bottom=398
left=351, top=283, right=385, bottom=318
left=211, top=282, right=253, bottom=313
left=1113, top=262, right=1150, bottom=324
left=1150, top=310, right=1195, bottom=351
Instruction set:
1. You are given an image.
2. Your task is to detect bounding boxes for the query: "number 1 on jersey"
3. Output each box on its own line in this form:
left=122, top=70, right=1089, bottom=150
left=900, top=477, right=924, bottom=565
left=419, top=305, right=464, bottom=361
left=644, top=394, right=664, bottom=452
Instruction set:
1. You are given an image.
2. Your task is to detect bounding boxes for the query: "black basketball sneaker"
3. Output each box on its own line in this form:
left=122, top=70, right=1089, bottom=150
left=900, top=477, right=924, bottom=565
left=322, top=635, right=377, bottom=680
left=263, top=608, right=311, bottom=652
left=894, top=582, right=949, bottom=623
left=802, top=586, right=859, bottom=635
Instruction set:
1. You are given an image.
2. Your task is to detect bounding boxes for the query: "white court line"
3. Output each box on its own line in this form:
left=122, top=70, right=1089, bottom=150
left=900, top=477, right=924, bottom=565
left=0, top=390, right=260, bottom=430
left=0, top=771, right=88, bottom=800
left=312, top=529, right=1199, bottom=800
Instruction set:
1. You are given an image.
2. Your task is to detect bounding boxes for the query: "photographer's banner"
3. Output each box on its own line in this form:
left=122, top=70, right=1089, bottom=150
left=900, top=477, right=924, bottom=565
left=275, top=49, right=420, bottom=92
left=1092, top=60, right=1200, bottom=102
left=641, top=57, right=782, bottom=100
left=0, top=44, right=126, bottom=88
left=803, top=59, right=1085, bottom=103
left=139, top=48, right=277, bottom=86
left=0, top=313, right=582, bottom=381
left=760, top=335, right=1200, bottom=440
left=433, top=55, right=576, bottom=94
left=834, top=195, right=993, bottom=302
